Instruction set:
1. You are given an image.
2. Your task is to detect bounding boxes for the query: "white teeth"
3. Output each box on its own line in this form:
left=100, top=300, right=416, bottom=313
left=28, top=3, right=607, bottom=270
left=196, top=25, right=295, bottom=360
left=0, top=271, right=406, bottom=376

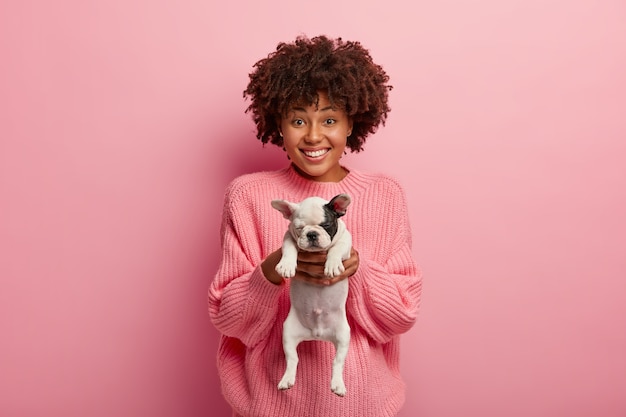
left=303, top=149, right=328, bottom=157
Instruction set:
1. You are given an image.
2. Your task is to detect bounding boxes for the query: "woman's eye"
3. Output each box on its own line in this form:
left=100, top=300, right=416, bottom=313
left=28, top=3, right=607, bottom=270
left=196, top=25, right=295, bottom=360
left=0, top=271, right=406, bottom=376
left=324, top=118, right=336, bottom=125
left=292, top=119, right=304, bottom=126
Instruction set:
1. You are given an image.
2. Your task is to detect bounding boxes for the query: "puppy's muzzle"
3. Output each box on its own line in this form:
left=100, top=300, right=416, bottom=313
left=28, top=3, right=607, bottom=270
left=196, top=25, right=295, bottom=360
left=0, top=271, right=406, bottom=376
left=306, top=231, right=319, bottom=243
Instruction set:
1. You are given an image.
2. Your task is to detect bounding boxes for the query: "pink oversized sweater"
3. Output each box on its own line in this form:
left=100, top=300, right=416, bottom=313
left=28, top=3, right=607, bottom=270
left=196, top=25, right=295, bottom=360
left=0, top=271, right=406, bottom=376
left=208, top=165, right=422, bottom=417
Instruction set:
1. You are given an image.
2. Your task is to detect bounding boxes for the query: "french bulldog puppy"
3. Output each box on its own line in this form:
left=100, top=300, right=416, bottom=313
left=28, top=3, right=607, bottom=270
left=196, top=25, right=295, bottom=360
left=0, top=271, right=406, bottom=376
left=271, top=193, right=352, bottom=397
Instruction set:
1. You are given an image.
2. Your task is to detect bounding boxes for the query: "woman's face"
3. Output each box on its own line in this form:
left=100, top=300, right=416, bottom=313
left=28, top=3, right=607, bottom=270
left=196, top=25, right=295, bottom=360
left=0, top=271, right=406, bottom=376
left=280, top=91, right=353, bottom=182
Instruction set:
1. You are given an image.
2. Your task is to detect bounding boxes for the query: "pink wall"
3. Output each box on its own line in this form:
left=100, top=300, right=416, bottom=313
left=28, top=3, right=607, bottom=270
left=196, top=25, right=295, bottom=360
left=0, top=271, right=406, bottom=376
left=1, top=1, right=625, bottom=416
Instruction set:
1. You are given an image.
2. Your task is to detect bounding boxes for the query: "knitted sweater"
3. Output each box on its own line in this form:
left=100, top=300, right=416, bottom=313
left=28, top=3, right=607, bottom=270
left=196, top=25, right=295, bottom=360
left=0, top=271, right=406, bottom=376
left=208, top=165, right=422, bottom=417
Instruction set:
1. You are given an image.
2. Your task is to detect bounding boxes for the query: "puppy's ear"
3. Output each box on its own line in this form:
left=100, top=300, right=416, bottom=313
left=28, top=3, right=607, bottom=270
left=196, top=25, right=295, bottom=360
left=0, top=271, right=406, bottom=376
left=327, top=194, right=351, bottom=217
left=271, top=199, right=298, bottom=219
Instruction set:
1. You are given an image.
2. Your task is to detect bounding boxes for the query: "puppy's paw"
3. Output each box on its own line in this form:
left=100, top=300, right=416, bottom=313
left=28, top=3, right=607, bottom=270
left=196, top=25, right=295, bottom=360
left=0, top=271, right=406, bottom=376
left=324, top=258, right=345, bottom=278
left=331, top=377, right=346, bottom=397
left=275, top=259, right=297, bottom=278
left=278, top=374, right=295, bottom=390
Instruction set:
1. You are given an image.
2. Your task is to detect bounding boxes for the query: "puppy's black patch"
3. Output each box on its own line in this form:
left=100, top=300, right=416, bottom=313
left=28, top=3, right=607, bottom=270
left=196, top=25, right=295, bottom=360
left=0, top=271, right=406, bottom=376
left=321, top=205, right=340, bottom=240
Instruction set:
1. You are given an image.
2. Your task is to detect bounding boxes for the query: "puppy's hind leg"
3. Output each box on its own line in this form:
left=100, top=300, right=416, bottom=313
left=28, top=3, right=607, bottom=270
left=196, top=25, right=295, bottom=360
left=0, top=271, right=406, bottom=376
left=330, top=322, right=350, bottom=396
left=278, top=312, right=301, bottom=390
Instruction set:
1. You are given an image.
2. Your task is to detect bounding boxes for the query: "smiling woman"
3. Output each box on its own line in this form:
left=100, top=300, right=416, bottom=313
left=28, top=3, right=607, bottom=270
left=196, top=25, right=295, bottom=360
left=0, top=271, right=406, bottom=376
left=208, top=35, right=422, bottom=417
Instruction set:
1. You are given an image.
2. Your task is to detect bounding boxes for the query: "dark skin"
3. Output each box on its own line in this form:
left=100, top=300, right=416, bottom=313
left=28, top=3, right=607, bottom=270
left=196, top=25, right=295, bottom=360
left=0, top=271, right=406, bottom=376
left=262, top=247, right=360, bottom=286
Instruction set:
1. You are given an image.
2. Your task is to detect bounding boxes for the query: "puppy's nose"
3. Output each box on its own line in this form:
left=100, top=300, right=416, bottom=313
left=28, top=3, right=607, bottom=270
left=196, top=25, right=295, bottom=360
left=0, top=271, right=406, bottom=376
left=306, top=231, right=318, bottom=241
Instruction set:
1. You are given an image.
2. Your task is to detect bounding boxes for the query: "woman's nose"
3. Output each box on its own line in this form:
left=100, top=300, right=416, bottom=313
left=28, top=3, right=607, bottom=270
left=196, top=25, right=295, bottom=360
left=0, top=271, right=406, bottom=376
left=305, top=123, right=323, bottom=143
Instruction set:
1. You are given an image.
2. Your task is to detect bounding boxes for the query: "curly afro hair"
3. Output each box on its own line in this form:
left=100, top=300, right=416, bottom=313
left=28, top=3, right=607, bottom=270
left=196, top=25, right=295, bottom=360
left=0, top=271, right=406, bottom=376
left=243, top=35, right=392, bottom=153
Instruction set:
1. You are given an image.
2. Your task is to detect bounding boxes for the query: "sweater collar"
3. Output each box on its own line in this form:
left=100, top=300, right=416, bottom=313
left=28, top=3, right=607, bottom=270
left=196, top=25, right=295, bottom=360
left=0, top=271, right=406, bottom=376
left=281, top=163, right=368, bottom=199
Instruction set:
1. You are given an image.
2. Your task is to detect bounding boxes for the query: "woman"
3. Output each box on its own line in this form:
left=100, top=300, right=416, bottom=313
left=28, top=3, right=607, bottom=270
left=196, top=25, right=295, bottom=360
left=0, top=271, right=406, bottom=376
left=209, top=35, right=422, bottom=417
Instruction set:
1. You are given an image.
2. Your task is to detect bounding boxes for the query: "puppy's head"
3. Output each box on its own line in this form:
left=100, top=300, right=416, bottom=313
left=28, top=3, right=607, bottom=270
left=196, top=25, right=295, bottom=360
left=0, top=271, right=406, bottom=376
left=271, top=194, right=351, bottom=252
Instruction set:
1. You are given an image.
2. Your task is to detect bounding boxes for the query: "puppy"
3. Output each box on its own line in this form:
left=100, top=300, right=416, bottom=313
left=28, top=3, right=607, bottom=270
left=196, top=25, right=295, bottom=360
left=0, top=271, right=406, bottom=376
left=271, top=193, right=352, bottom=397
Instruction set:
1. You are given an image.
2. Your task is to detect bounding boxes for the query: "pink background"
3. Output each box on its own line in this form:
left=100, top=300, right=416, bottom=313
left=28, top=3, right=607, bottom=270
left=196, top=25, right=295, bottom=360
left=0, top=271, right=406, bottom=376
left=1, top=0, right=625, bottom=416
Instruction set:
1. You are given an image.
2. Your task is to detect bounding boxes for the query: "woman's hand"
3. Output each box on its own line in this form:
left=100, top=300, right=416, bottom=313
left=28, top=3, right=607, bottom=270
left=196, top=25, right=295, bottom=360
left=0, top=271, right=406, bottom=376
left=293, top=248, right=359, bottom=286
left=261, top=249, right=286, bottom=285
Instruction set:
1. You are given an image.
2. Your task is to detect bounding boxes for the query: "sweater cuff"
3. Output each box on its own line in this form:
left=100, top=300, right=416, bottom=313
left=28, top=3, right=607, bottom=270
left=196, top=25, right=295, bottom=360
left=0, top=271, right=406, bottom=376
left=247, top=265, right=285, bottom=309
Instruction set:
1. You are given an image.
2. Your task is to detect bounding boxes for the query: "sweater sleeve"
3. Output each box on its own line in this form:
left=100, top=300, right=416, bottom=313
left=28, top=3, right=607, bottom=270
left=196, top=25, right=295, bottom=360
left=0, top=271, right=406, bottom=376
left=207, top=183, right=284, bottom=347
left=346, top=180, right=423, bottom=344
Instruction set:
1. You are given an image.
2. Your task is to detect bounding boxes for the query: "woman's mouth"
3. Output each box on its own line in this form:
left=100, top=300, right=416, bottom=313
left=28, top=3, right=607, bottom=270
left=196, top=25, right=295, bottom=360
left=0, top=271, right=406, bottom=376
left=302, top=148, right=329, bottom=158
